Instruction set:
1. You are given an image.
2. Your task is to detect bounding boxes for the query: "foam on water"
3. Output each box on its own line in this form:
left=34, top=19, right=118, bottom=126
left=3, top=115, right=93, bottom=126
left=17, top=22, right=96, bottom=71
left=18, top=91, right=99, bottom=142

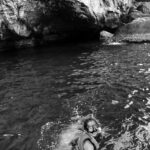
left=56, top=123, right=82, bottom=150
left=37, top=120, right=83, bottom=150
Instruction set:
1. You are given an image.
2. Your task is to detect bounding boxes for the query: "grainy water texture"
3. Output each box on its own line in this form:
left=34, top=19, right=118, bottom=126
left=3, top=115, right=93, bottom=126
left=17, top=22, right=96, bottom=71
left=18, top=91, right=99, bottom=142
left=0, top=42, right=150, bottom=150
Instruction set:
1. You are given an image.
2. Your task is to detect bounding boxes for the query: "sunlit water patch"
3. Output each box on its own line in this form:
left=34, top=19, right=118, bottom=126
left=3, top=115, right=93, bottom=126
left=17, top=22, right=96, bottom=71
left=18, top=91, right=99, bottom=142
left=106, top=42, right=126, bottom=46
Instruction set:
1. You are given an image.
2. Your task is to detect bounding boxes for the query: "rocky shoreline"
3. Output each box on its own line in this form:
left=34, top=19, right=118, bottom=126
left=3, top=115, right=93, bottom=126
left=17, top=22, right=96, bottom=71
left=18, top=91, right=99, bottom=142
left=0, top=0, right=150, bottom=48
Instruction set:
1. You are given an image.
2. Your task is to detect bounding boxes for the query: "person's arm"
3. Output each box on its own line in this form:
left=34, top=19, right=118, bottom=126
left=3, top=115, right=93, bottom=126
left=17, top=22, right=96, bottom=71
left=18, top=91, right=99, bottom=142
left=83, top=140, right=94, bottom=150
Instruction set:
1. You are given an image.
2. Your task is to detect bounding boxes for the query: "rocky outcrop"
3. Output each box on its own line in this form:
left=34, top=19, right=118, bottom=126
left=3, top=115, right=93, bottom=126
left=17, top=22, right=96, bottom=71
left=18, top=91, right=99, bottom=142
left=0, top=0, right=134, bottom=45
left=113, top=17, right=150, bottom=43
left=108, top=1, right=150, bottom=43
left=127, top=1, right=150, bottom=21
left=99, top=30, right=113, bottom=43
left=137, top=2, right=150, bottom=14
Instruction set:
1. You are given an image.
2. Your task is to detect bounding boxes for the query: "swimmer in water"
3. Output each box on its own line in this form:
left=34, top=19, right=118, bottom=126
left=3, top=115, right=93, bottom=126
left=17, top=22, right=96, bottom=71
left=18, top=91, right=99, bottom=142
left=71, top=117, right=102, bottom=150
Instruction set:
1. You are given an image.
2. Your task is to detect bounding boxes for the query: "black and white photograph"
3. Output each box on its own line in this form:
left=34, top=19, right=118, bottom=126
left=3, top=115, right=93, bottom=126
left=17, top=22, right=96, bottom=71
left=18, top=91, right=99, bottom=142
left=0, top=0, right=150, bottom=150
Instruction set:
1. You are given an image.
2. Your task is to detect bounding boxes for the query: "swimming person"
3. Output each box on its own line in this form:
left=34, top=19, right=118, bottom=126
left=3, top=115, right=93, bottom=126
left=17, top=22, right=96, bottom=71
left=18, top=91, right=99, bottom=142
left=56, top=115, right=103, bottom=150
left=71, top=116, right=102, bottom=150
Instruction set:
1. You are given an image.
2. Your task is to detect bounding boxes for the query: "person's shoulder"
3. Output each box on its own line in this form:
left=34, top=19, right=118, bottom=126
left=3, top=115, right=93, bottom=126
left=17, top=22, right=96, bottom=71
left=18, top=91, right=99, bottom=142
left=83, top=140, right=94, bottom=150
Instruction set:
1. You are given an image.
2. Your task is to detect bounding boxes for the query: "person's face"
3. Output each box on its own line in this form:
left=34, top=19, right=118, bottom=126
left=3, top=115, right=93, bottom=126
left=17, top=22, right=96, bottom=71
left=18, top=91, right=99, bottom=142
left=87, top=120, right=100, bottom=137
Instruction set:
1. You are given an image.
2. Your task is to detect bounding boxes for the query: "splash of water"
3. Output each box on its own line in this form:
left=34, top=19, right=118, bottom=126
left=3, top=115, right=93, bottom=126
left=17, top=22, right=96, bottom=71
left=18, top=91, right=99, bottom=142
left=37, top=122, right=59, bottom=150
left=101, top=117, right=150, bottom=150
left=55, top=123, right=83, bottom=150
left=37, top=119, right=83, bottom=150
left=37, top=114, right=105, bottom=150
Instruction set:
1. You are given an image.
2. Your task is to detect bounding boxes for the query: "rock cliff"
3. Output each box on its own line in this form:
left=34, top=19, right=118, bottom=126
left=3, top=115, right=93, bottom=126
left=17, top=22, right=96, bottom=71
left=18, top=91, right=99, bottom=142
left=112, top=1, right=150, bottom=43
left=0, top=0, right=134, bottom=44
left=113, top=17, right=150, bottom=43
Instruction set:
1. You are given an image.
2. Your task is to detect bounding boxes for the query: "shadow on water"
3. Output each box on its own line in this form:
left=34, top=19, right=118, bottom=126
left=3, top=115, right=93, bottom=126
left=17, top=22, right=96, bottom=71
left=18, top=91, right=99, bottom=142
left=0, top=42, right=150, bottom=150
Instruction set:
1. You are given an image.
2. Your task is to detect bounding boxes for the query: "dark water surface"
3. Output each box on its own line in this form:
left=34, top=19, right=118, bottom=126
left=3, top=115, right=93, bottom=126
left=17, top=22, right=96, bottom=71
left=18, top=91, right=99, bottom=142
left=0, top=42, right=150, bottom=150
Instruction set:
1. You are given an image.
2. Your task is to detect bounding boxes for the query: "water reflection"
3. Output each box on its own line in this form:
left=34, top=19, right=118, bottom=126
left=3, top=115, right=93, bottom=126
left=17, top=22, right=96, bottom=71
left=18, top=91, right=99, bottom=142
left=0, top=43, right=150, bottom=150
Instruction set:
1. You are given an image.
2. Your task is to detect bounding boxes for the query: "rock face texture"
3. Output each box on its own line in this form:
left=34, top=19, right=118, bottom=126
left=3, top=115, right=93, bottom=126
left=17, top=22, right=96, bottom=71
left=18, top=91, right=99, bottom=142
left=0, top=0, right=134, bottom=44
left=114, top=17, right=150, bottom=43
left=137, top=2, right=150, bottom=14
left=99, top=30, right=113, bottom=43
left=111, top=1, right=150, bottom=43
